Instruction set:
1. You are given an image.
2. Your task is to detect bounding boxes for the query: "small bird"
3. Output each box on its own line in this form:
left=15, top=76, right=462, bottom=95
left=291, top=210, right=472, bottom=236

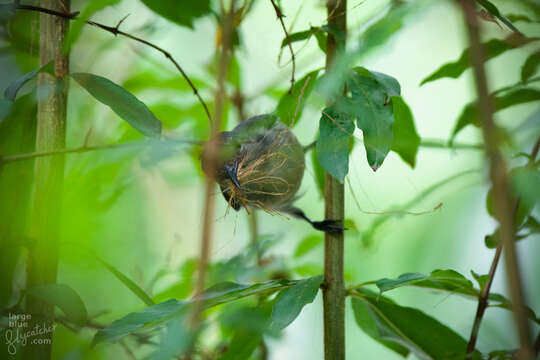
left=201, top=114, right=344, bottom=232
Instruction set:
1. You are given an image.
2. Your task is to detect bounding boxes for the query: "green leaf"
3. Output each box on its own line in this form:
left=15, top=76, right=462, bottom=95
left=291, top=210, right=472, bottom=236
left=140, top=0, right=211, bottom=29
left=521, top=215, right=540, bottom=234
left=452, top=88, right=540, bottom=141
left=149, top=312, right=195, bottom=360
left=351, top=288, right=479, bottom=359
left=347, top=69, right=397, bottom=170
left=276, top=69, right=320, bottom=126
left=375, top=273, right=426, bottom=294
left=93, top=279, right=296, bottom=345
left=522, top=51, right=540, bottom=82
left=476, top=0, right=521, bottom=33
left=4, top=61, right=53, bottom=101
left=25, top=284, right=88, bottom=326
left=316, top=105, right=355, bottom=180
left=506, top=14, right=538, bottom=23
left=95, top=255, right=155, bottom=306
left=391, top=96, right=420, bottom=168
left=294, top=234, right=323, bottom=258
left=421, top=35, right=536, bottom=85
left=281, top=29, right=316, bottom=48
left=71, top=72, right=162, bottom=137
left=0, top=99, right=12, bottom=124
left=471, top=270, right=489, bottom=292
left=270, top=275, right=323, bottom=331
left=92, top=299, right=186, bottom=345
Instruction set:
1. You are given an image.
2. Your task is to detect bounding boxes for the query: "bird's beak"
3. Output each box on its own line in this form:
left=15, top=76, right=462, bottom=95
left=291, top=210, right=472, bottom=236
left=225, top=162, right=242, bottom=191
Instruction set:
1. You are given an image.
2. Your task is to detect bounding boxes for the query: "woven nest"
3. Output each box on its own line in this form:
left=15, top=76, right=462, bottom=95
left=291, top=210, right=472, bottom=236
left=220, top=128, right=303, bottom=215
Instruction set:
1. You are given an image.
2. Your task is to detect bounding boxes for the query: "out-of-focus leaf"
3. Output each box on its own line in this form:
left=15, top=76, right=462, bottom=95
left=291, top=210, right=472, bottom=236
left=122, top=71, right=208, bottom=94
left=452, top=88, right=540, bottom=141
left=316, top=105, right=355, bottom=181
left=374, top=269, right=476, bottom=298
left=94, top=255, right=155, bottom=306
left=66, top=0, right=121, bottom=48
left=149, top=312, right=195, bottom=360
left=270, top=275, right=323, bottom=331
left=521, top=215, right=540, bottom=234
left=140, top=0, right=211, bottom=29
left=506, top=14, right=538, bottom=23
left=476, top=0, right=521, bottom=33
left=276, top=69, right=320, bottom=126
left=4, top=61, right=53, bottom=101
left=421, top=35, right=537, bottom=85
left=25, top=284, right=88, bottom=326
left=391, top=96, right=420, bottom=168
left=351, top=288, right=478, bottom=359
left=522, top=51, right=540, bottom=81
left=346, top=68, right=397, bottom=170
left=511, top=165, right=540, bottom=210
left=311, top=145, right=325, bottom=197
left=92, top=299, right=186, bottom=345
left=153, top=258, right=197, bottom=303
left=93, top=279, right=297, bottom=344
left=294, top=235, right=323, bottom=258
left=71, top=72, right=162, bottom=137
left=0, top=99, right=12, bottom=124
left=281, top=29, right=315, bottom=48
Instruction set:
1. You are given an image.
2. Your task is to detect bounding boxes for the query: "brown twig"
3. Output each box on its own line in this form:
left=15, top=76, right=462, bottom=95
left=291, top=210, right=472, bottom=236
left=14, top=2, right=213, bottom=127
left=190, top=0, right=236, bottom=330
left=0, top=138, right=202, bottom=166
left=269, top=0, right=296, bottom=93
left=458, top=0, right=534, bottom=358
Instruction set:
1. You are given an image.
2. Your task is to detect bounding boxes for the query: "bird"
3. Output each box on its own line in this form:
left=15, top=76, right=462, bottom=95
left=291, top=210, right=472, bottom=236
left=201, top=114, right=344, bottom=232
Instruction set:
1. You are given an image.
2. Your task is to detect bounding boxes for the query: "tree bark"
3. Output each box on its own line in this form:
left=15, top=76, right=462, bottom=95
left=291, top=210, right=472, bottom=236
left=323, top=1, right=347, bottom=359
left=23, top=0, right=70, bottom=358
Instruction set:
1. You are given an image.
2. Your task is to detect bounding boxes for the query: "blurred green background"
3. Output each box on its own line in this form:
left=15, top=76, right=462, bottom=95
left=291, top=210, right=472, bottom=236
left=0, top=0, right=538, bottom=359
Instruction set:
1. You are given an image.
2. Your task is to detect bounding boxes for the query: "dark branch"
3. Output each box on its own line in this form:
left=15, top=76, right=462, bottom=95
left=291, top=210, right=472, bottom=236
left=14, top=2, right=213, bottom=127
left=269, top=0, right=296, bottom=93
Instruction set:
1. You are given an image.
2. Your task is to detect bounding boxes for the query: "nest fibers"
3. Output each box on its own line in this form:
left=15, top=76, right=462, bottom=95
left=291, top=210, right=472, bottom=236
left=202, top=115, right=305, bottom=215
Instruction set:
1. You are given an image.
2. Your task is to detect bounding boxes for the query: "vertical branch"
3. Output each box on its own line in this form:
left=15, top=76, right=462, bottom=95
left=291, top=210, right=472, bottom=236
left=458, top=1, right=534, bottom=358
left=191, top=1, right=236, bottom=327
left=23, top=0, right=70, bottom=359
left=323, top=1, right=347, bottom=360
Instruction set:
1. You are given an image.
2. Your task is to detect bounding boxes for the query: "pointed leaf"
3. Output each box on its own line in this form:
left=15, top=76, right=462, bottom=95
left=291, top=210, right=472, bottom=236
left=71, top=72, right=162, bottom=137
left=316, top=105, right=355, bottom=180
left=276, top=69, right=320, bottom=126
left=270, top=275, right=323, bottom=331
left=452, top=88, right=540, bottom=140
left=351, top=288, right=479, bottom=359
left=421, top=35, right=537, bottom=85
left=25, top=284, right=88, bottom=326
left=391, top=96, right=420, bottom=167
left=4, top=61, right=54, bottom=101
left=522, top=50, right=540, bottom=82
left=140, top=0, right=211, bottom=29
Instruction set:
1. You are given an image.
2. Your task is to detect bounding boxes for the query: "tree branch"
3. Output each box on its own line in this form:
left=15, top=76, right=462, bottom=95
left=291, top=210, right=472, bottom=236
left=269, top=0, right=296, bottom=93
left=458, top=1, right=534, bottom=358
left=14, top=2, right=213, bottom=127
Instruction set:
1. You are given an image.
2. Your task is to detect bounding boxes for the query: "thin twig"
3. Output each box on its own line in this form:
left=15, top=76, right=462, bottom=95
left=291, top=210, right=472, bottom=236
left=190, top=0, right=236, bottom=330
left=0, top=138, right=202, bottom=165
left=14, top=2, right=213, bottom=126
left=458, top=0, right=534, bottom=358
left=269, top=0, right=295, bottom=93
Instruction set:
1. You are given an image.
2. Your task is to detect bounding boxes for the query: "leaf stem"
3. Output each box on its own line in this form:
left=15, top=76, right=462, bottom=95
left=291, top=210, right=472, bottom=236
left=269, top=0, right=296, bottom=93
left=14, top=2, right=213, bottom=127
left=458, top=0, right=534, bottom=358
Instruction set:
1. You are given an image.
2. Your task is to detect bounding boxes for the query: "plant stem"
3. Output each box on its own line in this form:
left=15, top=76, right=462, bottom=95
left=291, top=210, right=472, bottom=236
left=458, top=1, right=534, bottom=358
left=14, top=2, right=212, bottom=126
left=466, top=137, right=540, bottom=357
left=269, top=0, right=296, bottom=92
left=22, top=1, right=69, bottom=359
left=323, top=1, right=347, bottom=360
left=190, top=0, right=236, bottom=328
